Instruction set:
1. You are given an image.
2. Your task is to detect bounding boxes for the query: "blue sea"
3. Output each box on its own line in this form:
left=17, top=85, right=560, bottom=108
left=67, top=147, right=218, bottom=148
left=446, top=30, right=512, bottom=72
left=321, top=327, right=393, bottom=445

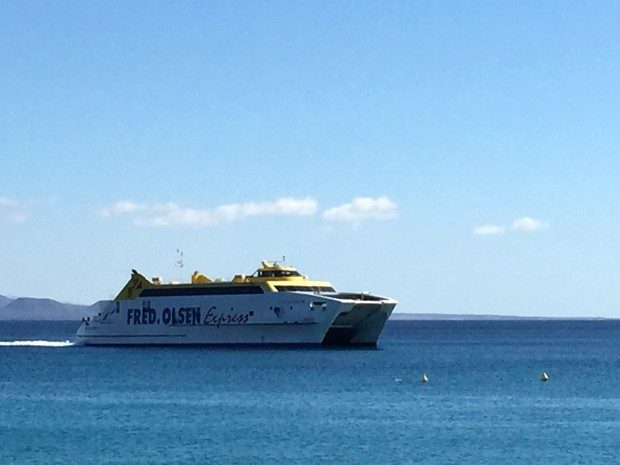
left=0, top=320, right=618, bottom=464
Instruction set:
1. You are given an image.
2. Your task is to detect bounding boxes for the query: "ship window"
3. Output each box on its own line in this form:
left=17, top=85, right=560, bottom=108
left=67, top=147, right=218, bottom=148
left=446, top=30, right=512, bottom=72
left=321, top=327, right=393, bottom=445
left=139, top=285, right=264, bottom=297
left=275, top=286, right=335, bottom=293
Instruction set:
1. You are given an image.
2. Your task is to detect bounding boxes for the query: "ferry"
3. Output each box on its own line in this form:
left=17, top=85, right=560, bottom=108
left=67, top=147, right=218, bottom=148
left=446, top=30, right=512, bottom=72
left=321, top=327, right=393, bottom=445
left=76, top=261, right=396, bottom=347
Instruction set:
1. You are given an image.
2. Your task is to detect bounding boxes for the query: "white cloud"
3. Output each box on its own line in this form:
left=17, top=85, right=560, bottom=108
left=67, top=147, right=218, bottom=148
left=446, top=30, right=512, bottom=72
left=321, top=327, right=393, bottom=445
left=511, top=216, right=549, bottom=232
left=99, top=200, right=146, bottom=217
left=474, top=216, right=549, bottom=236
left=0, top=196, right=29, bottom=223
left=101, top=197, right=318, bottom=227
left=0, top=196, right=18, bottom=207
left=323, top=196, right=397, bottom=222
left=473, top=225, right=505, bottom=236
left=8, top=212, right=28, bottom=223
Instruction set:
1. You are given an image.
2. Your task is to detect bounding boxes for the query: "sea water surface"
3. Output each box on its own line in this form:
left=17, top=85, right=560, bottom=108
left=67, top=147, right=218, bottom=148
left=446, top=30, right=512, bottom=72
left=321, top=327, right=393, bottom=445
left=0, top=320, right=618, bottom=464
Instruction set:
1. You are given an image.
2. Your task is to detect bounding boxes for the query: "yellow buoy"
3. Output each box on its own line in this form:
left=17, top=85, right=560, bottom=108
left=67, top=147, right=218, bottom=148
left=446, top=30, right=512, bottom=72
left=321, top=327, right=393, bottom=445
left=541, top=372, right=549, bottom=382
left=421, top=373, right=429, bottom=383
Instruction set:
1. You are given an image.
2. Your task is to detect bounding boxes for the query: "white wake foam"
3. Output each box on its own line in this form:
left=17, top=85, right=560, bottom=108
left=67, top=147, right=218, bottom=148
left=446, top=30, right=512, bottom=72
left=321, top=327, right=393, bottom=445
left=0, top=340, right=74, bottom=347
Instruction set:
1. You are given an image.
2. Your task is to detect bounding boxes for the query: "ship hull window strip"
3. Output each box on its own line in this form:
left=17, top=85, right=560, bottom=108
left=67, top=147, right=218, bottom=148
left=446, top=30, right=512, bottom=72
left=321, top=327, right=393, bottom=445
left=139, top=286, right=264, bottom=297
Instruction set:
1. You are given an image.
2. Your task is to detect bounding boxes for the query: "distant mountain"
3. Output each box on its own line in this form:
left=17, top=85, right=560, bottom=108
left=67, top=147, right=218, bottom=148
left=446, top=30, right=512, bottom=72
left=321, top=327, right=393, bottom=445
left=0, top=294, right=14, bottom=309
left=0, top=297, right=92, bottom=321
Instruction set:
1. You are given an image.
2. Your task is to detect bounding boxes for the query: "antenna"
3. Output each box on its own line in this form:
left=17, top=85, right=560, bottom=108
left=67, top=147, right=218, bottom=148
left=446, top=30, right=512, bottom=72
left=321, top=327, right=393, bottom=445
left=176, top=249, right=184, bottom=281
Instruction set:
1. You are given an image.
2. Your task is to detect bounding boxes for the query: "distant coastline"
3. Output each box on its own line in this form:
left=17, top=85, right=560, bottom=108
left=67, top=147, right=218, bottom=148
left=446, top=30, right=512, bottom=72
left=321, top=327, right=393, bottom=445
left=0, top=294, right=616, bottom=321
left=390, top=313, right=616, bottom=321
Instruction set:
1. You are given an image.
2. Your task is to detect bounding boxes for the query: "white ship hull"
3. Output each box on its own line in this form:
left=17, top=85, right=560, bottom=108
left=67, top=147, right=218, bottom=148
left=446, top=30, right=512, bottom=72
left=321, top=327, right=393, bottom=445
left=76, top=292, right=396, bottom=347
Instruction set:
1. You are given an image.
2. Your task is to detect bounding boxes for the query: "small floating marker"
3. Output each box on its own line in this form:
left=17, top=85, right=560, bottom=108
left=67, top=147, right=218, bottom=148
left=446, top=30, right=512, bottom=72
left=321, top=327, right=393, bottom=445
left=394, top=377, right=402, bottom=383
left=421, top=373, right=429, bottom=384
left=541, top=372, right=549, bottom=382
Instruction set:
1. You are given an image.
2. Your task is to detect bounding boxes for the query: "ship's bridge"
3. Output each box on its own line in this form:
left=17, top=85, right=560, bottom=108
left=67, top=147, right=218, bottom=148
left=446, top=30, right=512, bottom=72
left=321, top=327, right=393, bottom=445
left=253, top=261, right=302, bottom=279
left=240, top=262, right=334, bottom=292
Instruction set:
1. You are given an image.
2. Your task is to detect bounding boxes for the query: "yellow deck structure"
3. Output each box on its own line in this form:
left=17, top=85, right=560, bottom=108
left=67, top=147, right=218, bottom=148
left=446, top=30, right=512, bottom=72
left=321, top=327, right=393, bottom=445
left=115, top=261, right=335, bottom=301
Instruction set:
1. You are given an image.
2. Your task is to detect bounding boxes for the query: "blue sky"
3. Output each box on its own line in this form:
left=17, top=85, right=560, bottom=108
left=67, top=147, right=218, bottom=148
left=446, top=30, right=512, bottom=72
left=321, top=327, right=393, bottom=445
left=1, top=1, right=619, bottom=316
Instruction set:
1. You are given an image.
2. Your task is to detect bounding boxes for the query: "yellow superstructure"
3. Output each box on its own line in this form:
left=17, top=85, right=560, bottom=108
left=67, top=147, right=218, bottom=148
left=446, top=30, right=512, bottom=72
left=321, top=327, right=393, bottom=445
left=114, top=261, right=335, bottom=301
